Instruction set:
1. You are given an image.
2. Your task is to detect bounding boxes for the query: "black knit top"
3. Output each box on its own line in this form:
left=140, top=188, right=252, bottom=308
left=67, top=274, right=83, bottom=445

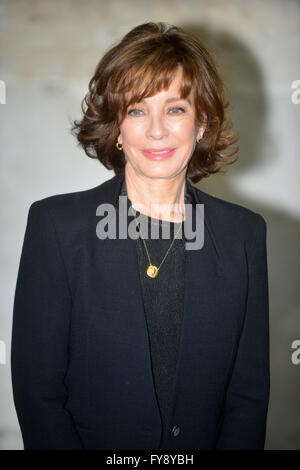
left=135, top=212, right=185, bottom=445
left=120, top=177, right=193, bottom=447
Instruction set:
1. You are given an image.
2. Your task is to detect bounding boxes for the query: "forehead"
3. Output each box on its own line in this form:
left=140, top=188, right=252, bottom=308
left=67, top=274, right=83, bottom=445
left=125, top=68, right=194, bottom=105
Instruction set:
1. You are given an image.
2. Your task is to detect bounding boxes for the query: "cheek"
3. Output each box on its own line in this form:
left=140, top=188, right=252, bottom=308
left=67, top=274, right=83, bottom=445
left=171, top=120, right=197, bottom=143
left=120, top=122, right=145, bottom=144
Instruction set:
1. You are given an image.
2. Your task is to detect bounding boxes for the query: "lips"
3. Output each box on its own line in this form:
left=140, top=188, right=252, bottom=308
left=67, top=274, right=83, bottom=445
left=141, top=148, right=176, bottom=160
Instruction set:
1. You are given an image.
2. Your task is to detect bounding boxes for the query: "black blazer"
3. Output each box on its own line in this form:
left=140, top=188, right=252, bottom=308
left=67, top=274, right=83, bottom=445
left=11, top=169, right=270, bottom=450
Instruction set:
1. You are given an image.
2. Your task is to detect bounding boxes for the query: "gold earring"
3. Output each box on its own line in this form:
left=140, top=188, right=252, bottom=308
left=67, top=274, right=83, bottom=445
left=116, top=142, right=123, bottom=151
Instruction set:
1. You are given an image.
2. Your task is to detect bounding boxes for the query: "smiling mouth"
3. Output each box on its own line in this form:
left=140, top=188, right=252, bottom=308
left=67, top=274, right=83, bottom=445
left=142, top=148, right=175, bottom=153
left=146, top=150, right=173, bottom=154
left=141, top=148, right=176, bottom=159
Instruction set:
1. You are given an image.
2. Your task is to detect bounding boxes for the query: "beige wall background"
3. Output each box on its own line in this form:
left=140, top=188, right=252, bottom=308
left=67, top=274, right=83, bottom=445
left=0, top=0, right=299, bottom=449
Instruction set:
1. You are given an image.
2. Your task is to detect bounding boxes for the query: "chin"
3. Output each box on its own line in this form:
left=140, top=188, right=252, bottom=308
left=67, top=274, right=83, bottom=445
left=141, top=166, right=177, bottom=178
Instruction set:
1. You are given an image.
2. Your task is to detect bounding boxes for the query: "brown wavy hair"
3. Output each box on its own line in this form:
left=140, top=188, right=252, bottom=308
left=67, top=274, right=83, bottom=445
left=70, top=22, right=239, bottom=183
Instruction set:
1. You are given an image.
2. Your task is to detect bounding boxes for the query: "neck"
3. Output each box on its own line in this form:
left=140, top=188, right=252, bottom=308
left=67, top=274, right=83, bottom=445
left=124, top=164, right=187, bottom=222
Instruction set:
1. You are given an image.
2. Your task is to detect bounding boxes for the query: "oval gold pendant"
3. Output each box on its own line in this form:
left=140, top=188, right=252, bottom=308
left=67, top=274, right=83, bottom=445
left=147, top=265, right=159, bottom=278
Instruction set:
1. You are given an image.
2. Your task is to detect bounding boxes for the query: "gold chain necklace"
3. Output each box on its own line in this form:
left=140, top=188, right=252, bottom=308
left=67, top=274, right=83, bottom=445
left=130, top=206, right=184, bottom=278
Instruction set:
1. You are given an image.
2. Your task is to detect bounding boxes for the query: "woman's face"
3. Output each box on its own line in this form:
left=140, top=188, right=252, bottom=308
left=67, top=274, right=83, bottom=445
left=118, top=67, right=205, bottom=180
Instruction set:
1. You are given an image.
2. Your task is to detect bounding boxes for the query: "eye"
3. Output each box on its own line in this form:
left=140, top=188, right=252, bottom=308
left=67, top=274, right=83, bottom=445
left=169, top=107, right=186, bottom=114
left=127, top=108, right=143, bottom=117
left=127, top=106, right=186, bottom=117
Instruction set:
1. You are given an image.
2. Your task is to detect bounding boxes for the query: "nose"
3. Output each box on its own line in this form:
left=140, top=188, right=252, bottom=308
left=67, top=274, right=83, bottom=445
left=146, top=113, right=169, bottom=140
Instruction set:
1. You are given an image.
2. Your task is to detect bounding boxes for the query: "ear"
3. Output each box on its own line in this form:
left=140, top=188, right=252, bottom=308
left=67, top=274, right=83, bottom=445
left=197, top=118, right=207, bottom=141
left=196, top=126, right=205, bottom=141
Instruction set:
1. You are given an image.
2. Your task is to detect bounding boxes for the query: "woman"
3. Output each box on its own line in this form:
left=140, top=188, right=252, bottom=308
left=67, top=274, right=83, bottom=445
left=11, top=22, right=270, bottom=450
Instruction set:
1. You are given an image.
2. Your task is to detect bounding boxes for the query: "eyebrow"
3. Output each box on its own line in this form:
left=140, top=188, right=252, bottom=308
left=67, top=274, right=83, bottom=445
left=140, top=97, right=192, bottom=105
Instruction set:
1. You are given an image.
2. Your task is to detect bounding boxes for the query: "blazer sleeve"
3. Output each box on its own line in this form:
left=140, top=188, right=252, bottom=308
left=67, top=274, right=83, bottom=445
left=215, top=214, right=270, bottom=450
left=11, top=201, right=84, bottom=449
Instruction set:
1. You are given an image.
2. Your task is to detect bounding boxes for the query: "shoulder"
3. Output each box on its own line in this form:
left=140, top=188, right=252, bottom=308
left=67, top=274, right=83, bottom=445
left=28, top=172, right=119, bottom=215
left=194, top=185, right=266, bottom=223
left=26, top=173, right=121, bottom=236
left=190, top=184, right=267, bottom=248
